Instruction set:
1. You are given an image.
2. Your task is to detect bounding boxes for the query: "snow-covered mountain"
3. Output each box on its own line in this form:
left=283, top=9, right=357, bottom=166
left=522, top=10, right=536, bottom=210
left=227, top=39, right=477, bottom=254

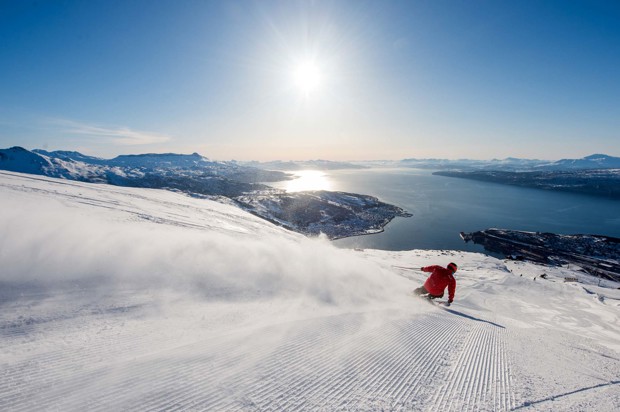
left=0, top=146, right=102, bottom=179
left=0, top=147, right=409, bottom=238
left=538, top=153, right=620, bottom=170
left=33, top=149, right=110, bottom=165
left=1, top=170, right=619, bottom=411
left=396, top=154, right=620, bottom=171
left=420, top=153, right=620, bottom=199
left=398, top=157, right=544, bottom=170
left=2, top=146, right=269, bottom=184
left=30, top=147, right=288, bottom=183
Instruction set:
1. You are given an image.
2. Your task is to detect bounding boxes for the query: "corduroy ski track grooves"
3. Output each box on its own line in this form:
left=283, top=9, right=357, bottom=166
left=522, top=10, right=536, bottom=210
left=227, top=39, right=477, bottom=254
left=1, top=306, right=515, bottom=411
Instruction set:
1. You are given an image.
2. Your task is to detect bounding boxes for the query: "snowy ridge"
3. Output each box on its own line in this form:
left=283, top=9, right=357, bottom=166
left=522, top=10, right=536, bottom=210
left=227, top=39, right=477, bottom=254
left=1, top=171, right=619, bottom=411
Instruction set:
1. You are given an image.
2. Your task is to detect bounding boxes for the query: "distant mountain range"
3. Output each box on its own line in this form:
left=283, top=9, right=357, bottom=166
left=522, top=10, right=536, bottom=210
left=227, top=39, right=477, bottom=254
left=243, top=159, right=368, bottom=171
left=0, top=147, right=409, bottom=238
left=402, top=153, right=620, bottom=199
left=397, top=153, right=620, bottom=171
left=0, top=147, right=285, bottom=186
left=542, top=154, right=620, bottom=170
left=245, top=153, right=620, bottom=172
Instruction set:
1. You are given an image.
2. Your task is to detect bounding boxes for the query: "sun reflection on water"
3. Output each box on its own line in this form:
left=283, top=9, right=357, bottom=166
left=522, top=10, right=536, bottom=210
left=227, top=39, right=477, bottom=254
left=284, top=170, right=333, bottom=192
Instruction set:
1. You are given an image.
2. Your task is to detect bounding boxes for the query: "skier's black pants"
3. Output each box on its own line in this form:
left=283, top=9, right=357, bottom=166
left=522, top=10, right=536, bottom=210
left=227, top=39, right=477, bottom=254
left=413, top=286, right=444, bottom=299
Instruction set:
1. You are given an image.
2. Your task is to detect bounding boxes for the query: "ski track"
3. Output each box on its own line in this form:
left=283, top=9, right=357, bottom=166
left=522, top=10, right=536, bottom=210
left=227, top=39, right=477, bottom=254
left=431, top=320, right=515, bottom=412
left=1, top=295, right=518, bottom=412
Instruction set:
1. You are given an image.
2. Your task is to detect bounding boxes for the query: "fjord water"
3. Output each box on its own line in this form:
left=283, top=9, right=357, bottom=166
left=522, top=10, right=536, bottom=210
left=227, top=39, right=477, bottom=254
left=273, top=168, right=620, bottom=253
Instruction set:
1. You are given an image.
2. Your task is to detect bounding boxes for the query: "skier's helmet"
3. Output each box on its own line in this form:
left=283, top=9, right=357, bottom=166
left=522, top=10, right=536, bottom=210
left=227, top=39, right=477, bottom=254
left=447, top=262, right=458, bottom=273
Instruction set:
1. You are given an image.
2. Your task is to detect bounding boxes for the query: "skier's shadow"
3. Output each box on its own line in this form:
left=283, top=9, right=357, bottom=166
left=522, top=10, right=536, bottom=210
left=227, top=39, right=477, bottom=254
left=511, top=380, right=620, bottom=410
left=442, top=307, right=505, bottom=329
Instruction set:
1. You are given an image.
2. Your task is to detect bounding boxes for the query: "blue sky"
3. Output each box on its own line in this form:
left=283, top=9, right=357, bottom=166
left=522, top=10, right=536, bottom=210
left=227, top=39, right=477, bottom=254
left=1, top=0, right=619, bottom=160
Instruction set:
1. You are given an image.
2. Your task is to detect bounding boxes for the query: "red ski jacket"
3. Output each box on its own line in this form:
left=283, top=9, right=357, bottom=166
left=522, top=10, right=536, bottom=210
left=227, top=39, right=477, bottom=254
left=422, top=265, right=456, bottom=301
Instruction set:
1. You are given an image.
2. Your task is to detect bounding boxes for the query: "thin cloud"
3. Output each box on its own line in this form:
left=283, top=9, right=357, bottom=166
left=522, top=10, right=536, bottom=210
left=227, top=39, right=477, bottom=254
left=52, top=119, right=172, bottom=146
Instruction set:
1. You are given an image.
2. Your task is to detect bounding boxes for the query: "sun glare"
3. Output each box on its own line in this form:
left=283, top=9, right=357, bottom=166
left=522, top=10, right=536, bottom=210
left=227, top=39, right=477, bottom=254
left=285, top=170, right=332, bottom=192
left=292, top=60, right=321, bottom=95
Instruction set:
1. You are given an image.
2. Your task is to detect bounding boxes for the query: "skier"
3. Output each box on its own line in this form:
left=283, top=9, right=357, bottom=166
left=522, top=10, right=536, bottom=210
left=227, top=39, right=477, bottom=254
left=413, top=262, right=457, bottom=306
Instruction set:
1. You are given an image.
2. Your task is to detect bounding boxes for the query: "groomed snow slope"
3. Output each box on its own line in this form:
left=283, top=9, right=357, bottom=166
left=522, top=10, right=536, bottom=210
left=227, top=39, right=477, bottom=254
left=1, top=171, right=619, bottom=411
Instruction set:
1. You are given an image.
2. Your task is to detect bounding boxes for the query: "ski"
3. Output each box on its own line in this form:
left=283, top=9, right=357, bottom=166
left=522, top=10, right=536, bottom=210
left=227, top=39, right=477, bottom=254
left=410, top=291, right=450, bottom=306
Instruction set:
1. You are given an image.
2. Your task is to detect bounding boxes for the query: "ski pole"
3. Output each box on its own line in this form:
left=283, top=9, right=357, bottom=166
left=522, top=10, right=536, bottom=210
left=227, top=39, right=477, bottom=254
left=391, top=265, right=423, bottom=272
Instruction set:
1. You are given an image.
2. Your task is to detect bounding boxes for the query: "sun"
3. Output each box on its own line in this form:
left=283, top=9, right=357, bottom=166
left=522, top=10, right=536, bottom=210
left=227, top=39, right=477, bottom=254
left=292, top=60, right=321, bottom=95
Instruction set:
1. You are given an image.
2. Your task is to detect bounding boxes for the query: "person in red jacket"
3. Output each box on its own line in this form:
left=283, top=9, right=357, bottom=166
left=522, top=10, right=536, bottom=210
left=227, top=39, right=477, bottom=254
left=413, top=262, right=457, bottom=306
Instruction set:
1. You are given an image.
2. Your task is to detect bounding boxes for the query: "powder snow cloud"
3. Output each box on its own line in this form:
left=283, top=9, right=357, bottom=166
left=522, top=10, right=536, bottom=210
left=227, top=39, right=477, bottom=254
left=0, top=172, right=410, bottom=311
